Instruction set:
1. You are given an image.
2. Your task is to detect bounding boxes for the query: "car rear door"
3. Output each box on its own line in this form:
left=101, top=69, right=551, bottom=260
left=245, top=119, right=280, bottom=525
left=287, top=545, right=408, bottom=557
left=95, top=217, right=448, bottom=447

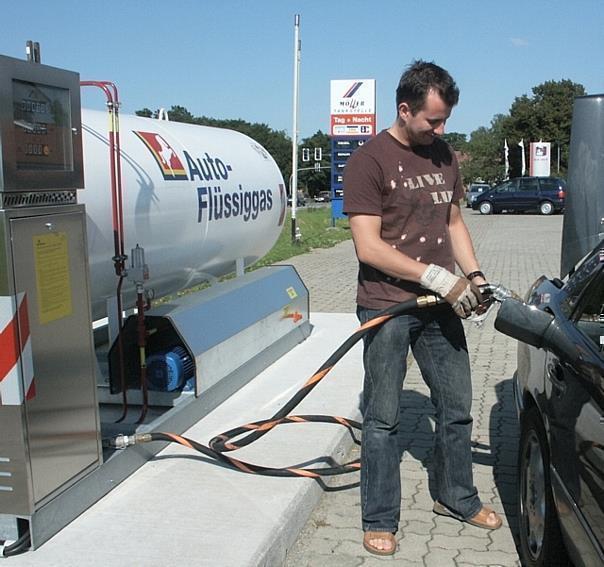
left=547, top=263, right=604, bottom=557
left=517, top=177, right=540, bottom=211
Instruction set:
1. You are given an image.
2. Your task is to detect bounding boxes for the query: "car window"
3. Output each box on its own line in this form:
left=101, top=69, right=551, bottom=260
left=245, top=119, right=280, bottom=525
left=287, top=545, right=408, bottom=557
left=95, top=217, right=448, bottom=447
left=496, top=180, right=516, bottom=193
left=571, top=267, right=604, bottom=351
left=539, top=177, right=559, bottom=191
left=539, top=178, right=563, bottom=191
left=519, top=178, right=539, bottom=192
left=561, top=250, right=603, bottom=318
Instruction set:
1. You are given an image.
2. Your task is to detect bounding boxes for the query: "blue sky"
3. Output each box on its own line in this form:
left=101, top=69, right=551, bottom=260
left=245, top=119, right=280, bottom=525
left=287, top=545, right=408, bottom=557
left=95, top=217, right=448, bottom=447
left=1, top=1, right=603, bottom=140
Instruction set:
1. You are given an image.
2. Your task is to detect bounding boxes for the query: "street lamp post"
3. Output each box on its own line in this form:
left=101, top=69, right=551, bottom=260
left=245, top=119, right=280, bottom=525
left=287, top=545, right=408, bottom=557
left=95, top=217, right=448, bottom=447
left=290, top=15, right=301, bottom=243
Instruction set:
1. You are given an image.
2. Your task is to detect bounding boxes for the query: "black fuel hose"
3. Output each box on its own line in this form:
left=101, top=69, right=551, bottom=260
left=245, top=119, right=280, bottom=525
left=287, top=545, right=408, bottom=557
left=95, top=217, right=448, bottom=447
left=112, top=293, right=451, bottom=478
left=1, top=531, right=31, bottom=557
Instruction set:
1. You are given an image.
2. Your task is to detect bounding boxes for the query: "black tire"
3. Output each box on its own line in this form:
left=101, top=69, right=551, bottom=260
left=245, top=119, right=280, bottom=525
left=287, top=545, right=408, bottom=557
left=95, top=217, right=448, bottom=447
left=479, top=201, right=493, bottom=215
left=518, top=407, right=570, bottom=567
left=539, top=201, right=554, bottom=215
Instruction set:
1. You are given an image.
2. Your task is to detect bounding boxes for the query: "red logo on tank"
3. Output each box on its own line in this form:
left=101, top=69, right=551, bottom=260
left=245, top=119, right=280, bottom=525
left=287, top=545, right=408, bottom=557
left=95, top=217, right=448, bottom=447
left=133, top=131, right=188, bottom=180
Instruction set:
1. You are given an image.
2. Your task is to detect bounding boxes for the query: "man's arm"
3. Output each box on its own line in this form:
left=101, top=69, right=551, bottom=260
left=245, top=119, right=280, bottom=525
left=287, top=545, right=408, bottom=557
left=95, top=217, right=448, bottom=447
left=348, top=213, right=427, bottom=282
left=350, top=211, right=483, bottom=317
left=448, top=202, right=487, bottom=285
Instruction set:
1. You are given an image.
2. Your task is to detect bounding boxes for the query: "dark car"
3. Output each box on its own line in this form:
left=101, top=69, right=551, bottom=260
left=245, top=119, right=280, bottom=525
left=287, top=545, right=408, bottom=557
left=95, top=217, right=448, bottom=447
left=494, top=241, right=604, bottom=567
left=288, top=192, right=306, bottom=207
left=472, top=176, right=566, bottom=215
left=314, top=190, right=331, bottom=203
left=466, top=182, right=490, bottom=208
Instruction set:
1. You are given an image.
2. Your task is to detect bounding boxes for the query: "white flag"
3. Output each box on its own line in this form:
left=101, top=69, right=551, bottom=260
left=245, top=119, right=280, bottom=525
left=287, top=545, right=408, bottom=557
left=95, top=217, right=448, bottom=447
left=504, top=139, right=509, bottom=179
left=518, top=139, right=526, bottom=176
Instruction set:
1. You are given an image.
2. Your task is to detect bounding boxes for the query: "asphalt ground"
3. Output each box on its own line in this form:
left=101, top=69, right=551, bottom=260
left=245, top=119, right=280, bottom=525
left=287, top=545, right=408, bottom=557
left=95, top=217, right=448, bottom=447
left=282, top=207, right=564, bottom=566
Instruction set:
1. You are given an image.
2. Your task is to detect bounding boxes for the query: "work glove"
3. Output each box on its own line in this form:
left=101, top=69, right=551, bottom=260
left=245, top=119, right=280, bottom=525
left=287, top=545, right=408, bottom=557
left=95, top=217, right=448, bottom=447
left=420, top=264, right=483, bottom=318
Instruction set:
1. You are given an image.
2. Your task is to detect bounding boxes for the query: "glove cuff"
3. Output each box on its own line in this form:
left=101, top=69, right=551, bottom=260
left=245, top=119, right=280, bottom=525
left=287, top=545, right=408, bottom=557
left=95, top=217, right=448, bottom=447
left=420, top=264, right=458, bottom=297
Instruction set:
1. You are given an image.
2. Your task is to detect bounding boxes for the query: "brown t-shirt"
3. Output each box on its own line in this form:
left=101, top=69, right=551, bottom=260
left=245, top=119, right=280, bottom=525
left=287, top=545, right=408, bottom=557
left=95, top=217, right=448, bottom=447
left=343, top=130, right=465, bottom=309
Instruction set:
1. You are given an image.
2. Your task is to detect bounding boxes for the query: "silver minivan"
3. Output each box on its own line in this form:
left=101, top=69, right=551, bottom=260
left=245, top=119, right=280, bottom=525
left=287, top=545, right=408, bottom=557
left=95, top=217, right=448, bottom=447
left=466, top=183, right=490, bottom=208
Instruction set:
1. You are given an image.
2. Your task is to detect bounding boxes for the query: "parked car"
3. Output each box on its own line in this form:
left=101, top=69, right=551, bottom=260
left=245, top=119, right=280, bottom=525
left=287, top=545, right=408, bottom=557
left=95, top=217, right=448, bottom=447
left=472, top=176, right=566, bottom=215
left=314, top=190, right=331, bottom=203
left=289, top=192, right=306, bottom=207
left=494, top=240, right=604, bottom=567
left=466, top=182, right=490, bottom=208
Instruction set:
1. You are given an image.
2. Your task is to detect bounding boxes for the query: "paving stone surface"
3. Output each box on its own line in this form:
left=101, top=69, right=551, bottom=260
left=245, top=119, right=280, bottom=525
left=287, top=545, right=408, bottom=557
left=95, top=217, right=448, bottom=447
left=282, top=208, right=563, bottom=566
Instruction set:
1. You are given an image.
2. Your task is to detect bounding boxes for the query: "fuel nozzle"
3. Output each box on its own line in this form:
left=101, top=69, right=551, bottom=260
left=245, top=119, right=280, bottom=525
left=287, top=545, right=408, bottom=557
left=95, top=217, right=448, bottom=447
left=469, top=283, right=522, bottom=325
left=481, top=283, right=523, bottom=302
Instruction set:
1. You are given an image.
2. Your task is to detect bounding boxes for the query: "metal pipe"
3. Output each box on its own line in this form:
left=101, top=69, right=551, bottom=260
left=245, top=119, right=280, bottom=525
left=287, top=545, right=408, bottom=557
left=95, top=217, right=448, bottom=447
left=80, top=80, right=130, bottom=420
left=135, top=287, right=148, bottom=423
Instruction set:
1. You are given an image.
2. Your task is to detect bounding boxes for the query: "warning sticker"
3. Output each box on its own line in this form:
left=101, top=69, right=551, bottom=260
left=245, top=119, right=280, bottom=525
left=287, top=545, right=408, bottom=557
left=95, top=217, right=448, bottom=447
left=33, top=232, right=73, bottom=324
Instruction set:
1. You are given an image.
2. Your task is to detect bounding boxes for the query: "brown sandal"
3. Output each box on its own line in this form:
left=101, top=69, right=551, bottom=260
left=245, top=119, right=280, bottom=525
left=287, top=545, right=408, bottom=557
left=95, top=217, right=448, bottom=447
left=433, top=500, right=503, bottom=530
left=362, top=531, right=397, bottom=556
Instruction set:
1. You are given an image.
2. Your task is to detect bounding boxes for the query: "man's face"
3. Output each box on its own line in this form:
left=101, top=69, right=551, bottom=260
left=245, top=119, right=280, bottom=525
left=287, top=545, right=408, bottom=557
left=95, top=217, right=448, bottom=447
left=398, top=89, right=452, bottom=146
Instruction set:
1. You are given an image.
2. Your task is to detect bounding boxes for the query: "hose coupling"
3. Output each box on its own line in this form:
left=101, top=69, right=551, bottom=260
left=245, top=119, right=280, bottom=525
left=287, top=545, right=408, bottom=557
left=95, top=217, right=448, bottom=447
left=109, top=433, right=152, bottom=449
left=416, top=294, right=440, bottom=308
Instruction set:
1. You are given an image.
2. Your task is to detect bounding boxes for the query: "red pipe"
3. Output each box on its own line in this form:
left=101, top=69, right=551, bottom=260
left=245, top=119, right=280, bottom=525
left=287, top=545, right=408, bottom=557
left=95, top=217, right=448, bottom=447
left=80, top=81, right=129, bottom=420
left=80, top=82, right=126, bottom=273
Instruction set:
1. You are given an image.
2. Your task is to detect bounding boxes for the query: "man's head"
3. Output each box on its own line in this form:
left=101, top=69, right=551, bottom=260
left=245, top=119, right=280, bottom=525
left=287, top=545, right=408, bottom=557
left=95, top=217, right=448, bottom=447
left=394, top=60, right=459, bottom=146
left=396, top=60, right=459, bottom=113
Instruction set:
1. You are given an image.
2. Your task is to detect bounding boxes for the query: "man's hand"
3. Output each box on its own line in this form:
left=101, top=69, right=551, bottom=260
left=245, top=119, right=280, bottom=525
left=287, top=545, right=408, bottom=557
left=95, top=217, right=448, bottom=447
left=420, top=264, right=483, bottom=318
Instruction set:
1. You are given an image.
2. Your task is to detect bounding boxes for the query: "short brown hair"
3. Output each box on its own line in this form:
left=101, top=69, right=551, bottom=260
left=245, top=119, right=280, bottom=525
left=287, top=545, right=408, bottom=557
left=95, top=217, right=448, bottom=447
left=396, top=60, right=459, bottom=114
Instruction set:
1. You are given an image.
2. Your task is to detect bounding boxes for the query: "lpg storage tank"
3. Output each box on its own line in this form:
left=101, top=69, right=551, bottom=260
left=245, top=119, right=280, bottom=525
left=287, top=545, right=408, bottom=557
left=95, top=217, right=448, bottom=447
left=76, top=108, right=310, bottom=414
left=79, top=108, right=310, bottom=425
left=79, top=109, right=288, bottom=321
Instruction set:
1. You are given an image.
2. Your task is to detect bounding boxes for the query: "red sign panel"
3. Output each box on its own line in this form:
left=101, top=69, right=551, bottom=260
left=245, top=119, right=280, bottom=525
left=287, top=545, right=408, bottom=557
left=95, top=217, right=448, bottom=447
left=330, top=114, right=376, bottom=137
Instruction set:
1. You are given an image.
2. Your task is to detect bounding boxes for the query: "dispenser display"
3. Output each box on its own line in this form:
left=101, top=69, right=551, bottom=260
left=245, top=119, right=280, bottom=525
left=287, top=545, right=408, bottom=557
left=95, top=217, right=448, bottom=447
left=13, top=79, right=73, bottom=172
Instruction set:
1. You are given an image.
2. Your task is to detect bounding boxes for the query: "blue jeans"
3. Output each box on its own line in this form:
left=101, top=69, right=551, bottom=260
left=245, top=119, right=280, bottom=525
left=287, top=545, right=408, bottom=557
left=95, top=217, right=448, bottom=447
left=357, top=305, right=481, bottom=533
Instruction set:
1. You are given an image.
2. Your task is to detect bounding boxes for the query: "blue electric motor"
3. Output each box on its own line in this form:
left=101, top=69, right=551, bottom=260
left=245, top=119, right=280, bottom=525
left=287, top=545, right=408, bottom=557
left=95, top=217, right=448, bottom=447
left=146, top=346, right=195, bottom=392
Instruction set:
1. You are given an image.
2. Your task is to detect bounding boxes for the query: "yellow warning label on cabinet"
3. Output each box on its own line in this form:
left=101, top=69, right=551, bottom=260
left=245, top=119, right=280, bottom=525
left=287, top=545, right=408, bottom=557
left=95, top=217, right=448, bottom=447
left=33, top=232, right=72, bottom=324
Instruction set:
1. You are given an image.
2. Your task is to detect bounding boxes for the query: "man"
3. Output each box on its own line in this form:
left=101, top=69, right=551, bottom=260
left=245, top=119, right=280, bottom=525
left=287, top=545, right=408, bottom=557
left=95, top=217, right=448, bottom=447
left=343, top=61, right=502, bottom=557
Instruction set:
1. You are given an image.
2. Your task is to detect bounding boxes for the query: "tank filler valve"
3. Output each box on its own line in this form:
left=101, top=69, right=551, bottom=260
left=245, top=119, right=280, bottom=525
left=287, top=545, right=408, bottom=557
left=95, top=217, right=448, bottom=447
left=127, top=244, right=149, bottom=285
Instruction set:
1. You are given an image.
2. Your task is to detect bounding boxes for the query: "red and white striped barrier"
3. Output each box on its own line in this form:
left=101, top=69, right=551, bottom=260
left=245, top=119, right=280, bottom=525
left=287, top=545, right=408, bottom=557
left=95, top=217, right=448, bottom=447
left=0, top=293, right=35, bottom=406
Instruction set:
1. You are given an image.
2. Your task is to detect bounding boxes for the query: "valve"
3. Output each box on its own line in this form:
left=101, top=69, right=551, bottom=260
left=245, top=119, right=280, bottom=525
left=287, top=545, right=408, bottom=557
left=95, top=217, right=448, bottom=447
left=127, top=244, right=149, bottom=285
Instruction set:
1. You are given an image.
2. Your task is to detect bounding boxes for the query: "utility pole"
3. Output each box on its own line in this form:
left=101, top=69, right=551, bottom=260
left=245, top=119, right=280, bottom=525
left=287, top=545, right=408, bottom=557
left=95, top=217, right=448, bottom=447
left=290, top=14, right=301, bottom=243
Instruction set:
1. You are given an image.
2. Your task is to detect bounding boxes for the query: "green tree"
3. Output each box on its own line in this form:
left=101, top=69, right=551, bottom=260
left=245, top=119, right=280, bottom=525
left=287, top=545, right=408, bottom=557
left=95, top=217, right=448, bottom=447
left=298, top=130, right=330, bottom=197
left=504, top=79, right=585, bottom=176
left=441, top=132, right=467, bottom=151
left=135, top=107, right=154, bottom=118
left=461, top=114, right=510, bottom=185
left=461, top=79, right=585, bottom=182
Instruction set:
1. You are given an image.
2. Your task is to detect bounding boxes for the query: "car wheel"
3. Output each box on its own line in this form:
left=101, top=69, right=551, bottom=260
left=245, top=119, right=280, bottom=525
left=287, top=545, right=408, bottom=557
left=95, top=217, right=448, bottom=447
left=479, top=201, right=493, bottom=215
left=539, top=201, right=554, bottom=215
left=518, top=407, right=570, bottom=567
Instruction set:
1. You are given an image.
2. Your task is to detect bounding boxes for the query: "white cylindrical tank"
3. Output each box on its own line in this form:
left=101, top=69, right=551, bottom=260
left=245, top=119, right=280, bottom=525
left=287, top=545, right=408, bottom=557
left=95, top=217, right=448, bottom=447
left=78, top=109, right=287, bottom=320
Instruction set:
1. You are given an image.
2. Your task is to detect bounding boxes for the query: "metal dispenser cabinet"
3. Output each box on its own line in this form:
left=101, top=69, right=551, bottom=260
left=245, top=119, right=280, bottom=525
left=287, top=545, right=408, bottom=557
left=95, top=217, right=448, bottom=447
left=0, top=54, right=101, bottom=544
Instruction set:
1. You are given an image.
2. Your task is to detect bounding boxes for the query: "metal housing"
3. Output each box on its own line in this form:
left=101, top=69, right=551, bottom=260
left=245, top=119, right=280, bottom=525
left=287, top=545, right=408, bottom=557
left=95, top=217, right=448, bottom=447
left=561, top=94, right=604, bottom=277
